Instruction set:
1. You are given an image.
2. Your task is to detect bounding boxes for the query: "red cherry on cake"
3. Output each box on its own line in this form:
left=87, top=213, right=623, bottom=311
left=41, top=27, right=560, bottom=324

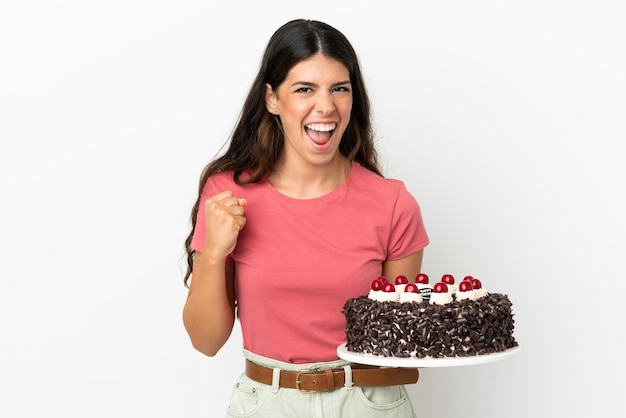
left=463, top=275, right=473, bottom=282
left=415, top=273, right=429, bottom=284
left=404, top=283, right=419, bottom=293
left=433, top=282, right=449, bottom=293
left=471, top=278, right=482, bottom=289
left=382, top=283, right=396, bottom=292
left=377, top=275, right=389, bottom=284
left=395, top=275, right=408, bottom=285
left=371, top=279, right=384, bottom=291
left=458, top=280, right=474, bottom=292
left=441, top=274, right=455, bottom=285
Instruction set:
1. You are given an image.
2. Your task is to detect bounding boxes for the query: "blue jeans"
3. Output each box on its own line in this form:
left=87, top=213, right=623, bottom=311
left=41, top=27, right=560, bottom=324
left=225, top=349, right=417, bottom=418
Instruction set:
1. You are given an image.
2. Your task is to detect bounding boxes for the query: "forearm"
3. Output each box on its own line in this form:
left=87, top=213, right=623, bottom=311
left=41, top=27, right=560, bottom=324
left=183, top=256, right=236, bottom=357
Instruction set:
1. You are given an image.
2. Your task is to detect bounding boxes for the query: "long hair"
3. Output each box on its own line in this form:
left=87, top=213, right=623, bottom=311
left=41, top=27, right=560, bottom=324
left=183, top=19, right=381, bottom=286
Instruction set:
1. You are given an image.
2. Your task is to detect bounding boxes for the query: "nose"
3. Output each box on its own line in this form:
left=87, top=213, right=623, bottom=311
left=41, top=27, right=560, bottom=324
left=315, top=92, right=336, bottom=115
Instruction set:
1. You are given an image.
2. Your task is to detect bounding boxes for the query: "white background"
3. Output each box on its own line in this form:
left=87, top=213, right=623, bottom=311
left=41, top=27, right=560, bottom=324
left=1, top=1, right=624, bottom=417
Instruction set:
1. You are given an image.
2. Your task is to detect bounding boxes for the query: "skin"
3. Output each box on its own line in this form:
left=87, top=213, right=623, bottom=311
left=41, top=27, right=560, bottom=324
left=182, top=53, right=423, bottom=356
left=264, top=53, right=354, bottom=198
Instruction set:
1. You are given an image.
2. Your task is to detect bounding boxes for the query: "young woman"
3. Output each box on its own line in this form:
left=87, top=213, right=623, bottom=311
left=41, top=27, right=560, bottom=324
left=183, top=19, right=429, bottom=417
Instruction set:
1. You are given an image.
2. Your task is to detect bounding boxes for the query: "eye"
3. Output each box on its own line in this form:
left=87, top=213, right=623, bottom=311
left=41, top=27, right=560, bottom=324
left=295, top=87, right=312, bottom=93
left=333, top=85, right=351, bottom=93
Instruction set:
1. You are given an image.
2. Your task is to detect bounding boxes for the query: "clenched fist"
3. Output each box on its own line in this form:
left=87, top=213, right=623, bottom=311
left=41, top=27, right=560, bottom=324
left=202, top=190, right=247, bottom=259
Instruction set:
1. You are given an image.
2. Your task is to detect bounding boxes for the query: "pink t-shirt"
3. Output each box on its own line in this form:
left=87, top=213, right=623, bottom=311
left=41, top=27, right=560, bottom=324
left=191, top=162, right=429, bottom=363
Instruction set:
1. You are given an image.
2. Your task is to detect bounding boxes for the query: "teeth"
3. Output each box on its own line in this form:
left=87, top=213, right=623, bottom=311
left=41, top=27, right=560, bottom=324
left=305, top=123, right=336, bottom=132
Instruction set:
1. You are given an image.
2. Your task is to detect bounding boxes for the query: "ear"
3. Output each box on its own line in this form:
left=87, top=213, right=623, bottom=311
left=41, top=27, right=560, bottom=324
left=264, top=83, right=278, bottom=114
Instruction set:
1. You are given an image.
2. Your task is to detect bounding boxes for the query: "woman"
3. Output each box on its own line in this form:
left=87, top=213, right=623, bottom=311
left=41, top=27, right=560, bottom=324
left=183, top=19, right=429, bottom=417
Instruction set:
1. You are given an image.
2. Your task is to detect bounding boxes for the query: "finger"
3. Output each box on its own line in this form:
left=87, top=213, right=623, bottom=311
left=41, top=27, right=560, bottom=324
left=219, top=196, right=245, bottom=207
left=210, top=193, right=246, bottom=208
left=220, top=212, right=246, bottom=232
left=223, top=204, right=245, bottom=217
left=205, top=196, right=243, bottom=214
left=234, top=215, right=247, bottom=231
left=206, top=199, right=246, bottom=225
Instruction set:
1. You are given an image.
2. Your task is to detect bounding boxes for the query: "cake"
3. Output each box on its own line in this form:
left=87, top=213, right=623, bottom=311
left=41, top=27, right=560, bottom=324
left=342, top=274, right=518, bottom=358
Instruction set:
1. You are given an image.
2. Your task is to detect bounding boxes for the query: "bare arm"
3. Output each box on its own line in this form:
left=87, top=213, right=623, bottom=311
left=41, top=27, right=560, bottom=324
left=382, top=249, right=424, bottom=283
left=183, top=255, right=236, bottom=356
left=182, top=191, right=246, bottom=357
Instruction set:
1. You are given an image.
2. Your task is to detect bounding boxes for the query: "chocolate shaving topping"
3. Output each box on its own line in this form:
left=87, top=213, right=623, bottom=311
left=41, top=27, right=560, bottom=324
left=342, top=293, right=518, bottom=358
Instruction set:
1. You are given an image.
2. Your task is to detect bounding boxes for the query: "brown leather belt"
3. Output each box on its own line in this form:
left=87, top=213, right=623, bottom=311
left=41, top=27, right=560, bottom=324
left=245, top=360, right=418, bottom=393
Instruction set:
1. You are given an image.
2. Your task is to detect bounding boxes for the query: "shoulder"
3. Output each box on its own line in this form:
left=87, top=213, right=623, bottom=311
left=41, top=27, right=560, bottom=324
left=201, top=170, right=262, bottom=196
left=350, top=162, right=410, bottom=200
left=204, top=170, right=236, bottom=188
left=201, top=170, right=235, bottom=195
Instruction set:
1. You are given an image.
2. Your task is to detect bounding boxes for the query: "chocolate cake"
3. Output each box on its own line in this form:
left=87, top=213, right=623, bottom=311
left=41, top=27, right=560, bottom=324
left=342, top=274, right=518, bottom=358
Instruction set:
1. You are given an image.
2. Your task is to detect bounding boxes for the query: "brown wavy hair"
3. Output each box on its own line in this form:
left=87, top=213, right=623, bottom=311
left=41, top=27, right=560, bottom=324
left=183, top=19, right=381, bottom=286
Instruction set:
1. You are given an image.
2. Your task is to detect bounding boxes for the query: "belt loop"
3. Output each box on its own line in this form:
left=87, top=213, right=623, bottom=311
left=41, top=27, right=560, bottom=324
left=343, top=365, right=353, bottom=390
left=271, top=368, right=281, bottom=394
left=324, top=369, right=335, bottom=392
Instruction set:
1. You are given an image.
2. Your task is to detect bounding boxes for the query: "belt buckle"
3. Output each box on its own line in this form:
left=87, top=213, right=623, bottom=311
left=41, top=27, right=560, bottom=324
left=295, top=367, right=322, bottom=393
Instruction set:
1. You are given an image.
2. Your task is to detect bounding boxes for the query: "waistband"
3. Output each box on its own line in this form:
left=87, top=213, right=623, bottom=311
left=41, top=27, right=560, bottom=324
left=243, top=349, right=419, bottom=393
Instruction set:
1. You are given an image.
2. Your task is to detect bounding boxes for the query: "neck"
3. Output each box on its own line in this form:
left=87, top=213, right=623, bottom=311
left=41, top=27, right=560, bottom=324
left=268, top=156, right=351, bottom=199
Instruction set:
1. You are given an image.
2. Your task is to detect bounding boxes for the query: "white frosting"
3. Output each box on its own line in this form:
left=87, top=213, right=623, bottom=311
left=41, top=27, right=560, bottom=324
left=446, top=284, right=458, bottom=294
left=429, top=291, right=453, bottom=305
left=368, top=290, right=400, bottom=302
left=456, top=289, right=478, bottom=301
left=367, top=281, right=487, bottom=303
left=368, top=289, right=384, bottom=300
left=399, top=292, right=422, bottom=304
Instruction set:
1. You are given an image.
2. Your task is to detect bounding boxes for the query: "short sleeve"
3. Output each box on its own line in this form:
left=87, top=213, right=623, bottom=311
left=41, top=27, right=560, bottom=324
left=387, top=183, right=429, bottom=260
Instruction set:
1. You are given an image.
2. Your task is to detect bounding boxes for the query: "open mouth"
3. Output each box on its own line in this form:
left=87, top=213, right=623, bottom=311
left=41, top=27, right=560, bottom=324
left=305, top=123, right=336, bottom=145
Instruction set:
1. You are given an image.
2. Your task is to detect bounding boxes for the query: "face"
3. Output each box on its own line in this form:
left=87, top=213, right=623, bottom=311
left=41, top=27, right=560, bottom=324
left=265, top=53, right=353, bottom=169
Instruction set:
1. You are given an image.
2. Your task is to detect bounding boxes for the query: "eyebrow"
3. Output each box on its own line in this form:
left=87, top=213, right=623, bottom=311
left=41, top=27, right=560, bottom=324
left=291, top=80, right=352, bottom=88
